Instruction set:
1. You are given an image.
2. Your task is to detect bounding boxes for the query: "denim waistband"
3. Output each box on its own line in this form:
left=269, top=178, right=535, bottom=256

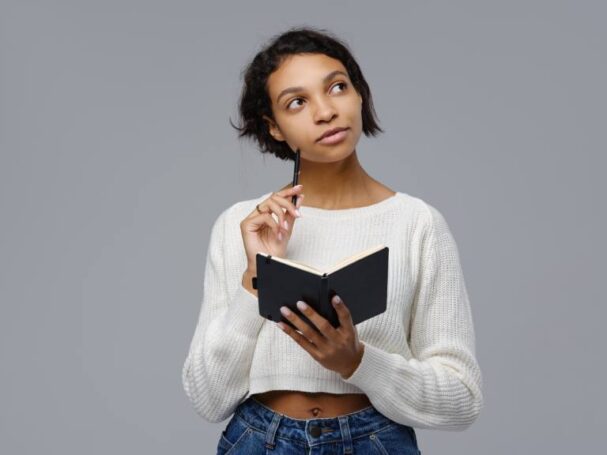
left=235, top=396, right=396, bottom=443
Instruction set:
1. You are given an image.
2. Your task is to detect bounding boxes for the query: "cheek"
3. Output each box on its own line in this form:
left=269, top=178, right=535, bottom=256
left=290, top=127, right=311, bottom=144
left=345, top=99, right=363, bottom=122
left=275, top=119, right=302, bottom=140
left=284, top=119, right=317, bottom=145
left=349, top=108, right=364, bottom=133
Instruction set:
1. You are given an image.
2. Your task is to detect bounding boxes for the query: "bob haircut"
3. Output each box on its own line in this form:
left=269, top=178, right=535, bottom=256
left=230, top=26, right=384, bottom=162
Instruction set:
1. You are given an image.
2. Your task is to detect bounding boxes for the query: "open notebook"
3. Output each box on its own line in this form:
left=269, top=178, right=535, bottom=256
left=252, top=244, right=389, bottom=332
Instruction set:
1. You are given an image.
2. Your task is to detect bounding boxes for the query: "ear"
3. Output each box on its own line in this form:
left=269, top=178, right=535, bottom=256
left=263, top=115, right=286, bottom=142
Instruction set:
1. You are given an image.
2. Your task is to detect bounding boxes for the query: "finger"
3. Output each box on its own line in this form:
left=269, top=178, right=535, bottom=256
left=331, top=295, right=354, bottom=332
left=276, top=321, right=321, bottom=358
left=262, top=198, right=291, bottom=233
left=282, top=194, right=304, bottom=235
left=280, top=304, right=327, bottom=347
left=270, top=191, right=302, bottom=220
left=276, top=184, right=304, bottom=199
left=248, top=186, right=302, bottom=219
left=263, top=192, right=304, bottom=240
left=295, top=299, right=340, bottom=343
left=245, top=212, right=282, bottom=238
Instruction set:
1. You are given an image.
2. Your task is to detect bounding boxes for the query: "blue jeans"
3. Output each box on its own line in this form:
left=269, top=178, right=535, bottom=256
left=216, top=396, right=421, bottom=454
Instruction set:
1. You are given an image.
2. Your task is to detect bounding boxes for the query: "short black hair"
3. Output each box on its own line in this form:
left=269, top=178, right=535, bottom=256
left=229, top=26, right=384, bottom=162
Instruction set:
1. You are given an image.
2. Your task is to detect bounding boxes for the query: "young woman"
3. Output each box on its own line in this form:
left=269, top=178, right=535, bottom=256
left=182, top=27, right=483, bottom=454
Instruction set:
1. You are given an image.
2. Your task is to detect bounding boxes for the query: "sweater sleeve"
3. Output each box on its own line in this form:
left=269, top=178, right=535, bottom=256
left=181, top=209, right=266, bottom=423
left=342, top=203, right=484, bottom=430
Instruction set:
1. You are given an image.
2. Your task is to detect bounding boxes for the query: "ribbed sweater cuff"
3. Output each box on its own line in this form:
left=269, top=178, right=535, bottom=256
left=342, top=341, right=398, bottom=388
left=227, top=283, right=265, bottom=336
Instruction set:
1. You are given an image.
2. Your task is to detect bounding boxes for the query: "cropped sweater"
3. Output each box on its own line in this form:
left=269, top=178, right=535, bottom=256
left=181, top=190, right=484, bottom=430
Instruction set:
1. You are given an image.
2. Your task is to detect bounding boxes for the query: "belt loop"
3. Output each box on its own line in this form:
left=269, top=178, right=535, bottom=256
left=338, top=415, right=353, bottom=454
left=264, top=412, right=282, bottom=450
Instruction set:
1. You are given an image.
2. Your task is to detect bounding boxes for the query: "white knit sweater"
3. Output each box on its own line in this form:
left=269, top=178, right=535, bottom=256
left=182, top=190, right=483, bottom=430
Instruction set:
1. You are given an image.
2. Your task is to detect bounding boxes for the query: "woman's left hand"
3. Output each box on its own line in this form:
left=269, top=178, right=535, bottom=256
left=276, top=295, right=365, bottom=379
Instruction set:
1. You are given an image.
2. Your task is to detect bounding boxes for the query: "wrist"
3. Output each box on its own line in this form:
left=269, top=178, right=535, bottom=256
left=341, top=343, right=365, bottom=380
left=245, top=262, right=257, bottom=275
left=242, top=269, right=258, bottom=297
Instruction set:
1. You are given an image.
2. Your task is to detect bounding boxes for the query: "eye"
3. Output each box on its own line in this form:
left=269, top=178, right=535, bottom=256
left=285, top=82, right=349, bottom=110
left=286, top=98, right=305, bottom=110
left=331, top=82, right=348, bottom=93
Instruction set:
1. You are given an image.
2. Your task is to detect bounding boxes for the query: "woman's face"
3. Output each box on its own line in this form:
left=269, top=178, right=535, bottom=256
left=264, top=53, right=363, bottom=163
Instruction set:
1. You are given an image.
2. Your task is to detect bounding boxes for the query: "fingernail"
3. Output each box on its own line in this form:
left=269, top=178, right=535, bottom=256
left=280, top=306, right=291, bottom=316
left=295, top=184, right=303, bottom=189
left=283, top=220, right=289, bottom=229
left=296, top=300, right=308, bottom=311
left=278, top=232, right=283, bottom=241
left=295, top=209, right=301, bottom=217
left=333, top=295, right=341, bottom=304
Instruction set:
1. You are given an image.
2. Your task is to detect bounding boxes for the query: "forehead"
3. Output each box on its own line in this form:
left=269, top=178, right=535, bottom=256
left=266, top=53, right=348, bottom=98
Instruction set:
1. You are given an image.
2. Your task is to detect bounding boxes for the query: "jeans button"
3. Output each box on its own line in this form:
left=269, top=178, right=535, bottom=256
left=309, top=425, right=321, bottom=437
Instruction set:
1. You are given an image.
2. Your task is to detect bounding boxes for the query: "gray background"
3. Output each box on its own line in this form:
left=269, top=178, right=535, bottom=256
left=1, top=1, right=605, bottom=453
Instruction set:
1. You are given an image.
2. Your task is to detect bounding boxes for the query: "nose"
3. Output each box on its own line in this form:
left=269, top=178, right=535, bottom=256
left=313, top=98, right=337, bottom=123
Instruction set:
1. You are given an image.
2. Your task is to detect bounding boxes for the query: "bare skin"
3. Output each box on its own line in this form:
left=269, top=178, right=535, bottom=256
left=244, top=53, right=396, bottom=419
left=252, top=390, right=373, bottom=419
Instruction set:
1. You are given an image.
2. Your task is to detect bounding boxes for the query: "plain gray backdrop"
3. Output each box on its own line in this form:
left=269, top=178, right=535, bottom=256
left=1, top=1, right=605, bottom=453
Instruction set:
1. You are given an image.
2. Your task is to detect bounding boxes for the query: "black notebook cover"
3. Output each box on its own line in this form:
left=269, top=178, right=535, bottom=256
left=253, top=245, right=389, bottom=332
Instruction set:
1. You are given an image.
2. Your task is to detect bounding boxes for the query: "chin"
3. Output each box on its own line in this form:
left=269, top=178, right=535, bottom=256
left=309, top=145, right=356, bottom=162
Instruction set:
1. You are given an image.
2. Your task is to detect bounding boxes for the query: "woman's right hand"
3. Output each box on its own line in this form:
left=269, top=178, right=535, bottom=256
left=240, top=185, right=304, bottom=273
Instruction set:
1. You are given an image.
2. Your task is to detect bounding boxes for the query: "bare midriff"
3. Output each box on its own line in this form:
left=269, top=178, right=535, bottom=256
left=251, top=391, right=372, bottom=419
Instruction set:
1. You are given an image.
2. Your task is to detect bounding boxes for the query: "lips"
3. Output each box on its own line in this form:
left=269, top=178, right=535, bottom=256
left=317, top=128, right=349, bottom=145
left=317, top=127, right=349, bottom=142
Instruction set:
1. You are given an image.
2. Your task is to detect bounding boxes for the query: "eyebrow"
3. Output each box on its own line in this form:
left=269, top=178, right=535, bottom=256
left=275, top=70, right=349, bottom=104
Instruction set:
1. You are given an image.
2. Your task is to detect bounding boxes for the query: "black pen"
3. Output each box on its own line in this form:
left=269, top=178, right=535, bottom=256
left=291, top=148, right=300, bottom=206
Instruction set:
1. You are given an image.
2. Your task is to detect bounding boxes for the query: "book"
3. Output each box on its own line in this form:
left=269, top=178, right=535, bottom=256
left=252, top=244, right=389, bottom=332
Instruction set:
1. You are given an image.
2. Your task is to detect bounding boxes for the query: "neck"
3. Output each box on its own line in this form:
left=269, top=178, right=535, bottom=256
left=293, top=150, right=377, bottom=209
